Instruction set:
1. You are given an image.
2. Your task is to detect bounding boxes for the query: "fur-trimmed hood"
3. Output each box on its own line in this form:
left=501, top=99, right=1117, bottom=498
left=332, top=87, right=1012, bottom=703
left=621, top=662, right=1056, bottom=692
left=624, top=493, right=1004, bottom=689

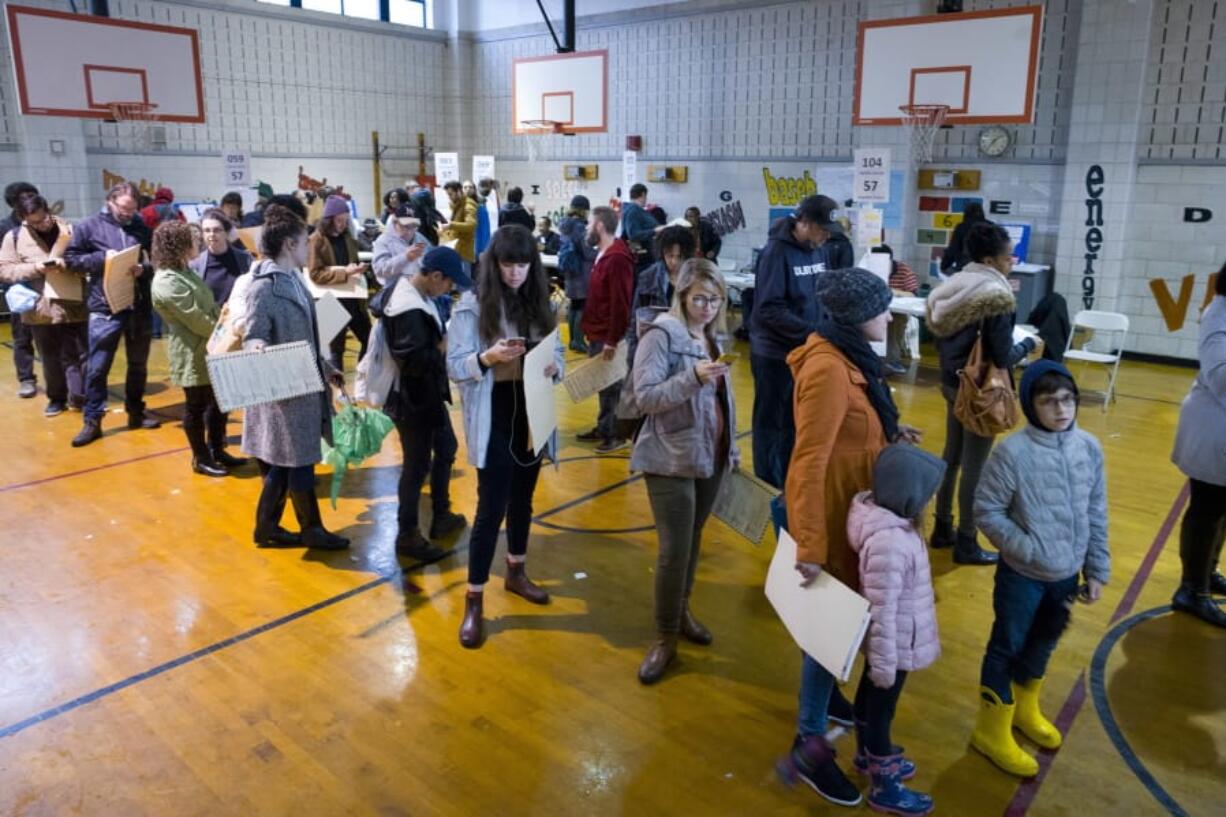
left=925, top=262, right=1017, bottom=338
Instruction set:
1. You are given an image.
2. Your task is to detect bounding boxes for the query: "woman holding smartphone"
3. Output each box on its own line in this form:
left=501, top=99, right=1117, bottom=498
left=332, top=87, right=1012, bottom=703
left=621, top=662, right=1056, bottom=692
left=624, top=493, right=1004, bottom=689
left=308, top=194, right=370, bottom=372
left=630, top=259, right=739, bottom=684
left=447, top=225, right=565, bottom=648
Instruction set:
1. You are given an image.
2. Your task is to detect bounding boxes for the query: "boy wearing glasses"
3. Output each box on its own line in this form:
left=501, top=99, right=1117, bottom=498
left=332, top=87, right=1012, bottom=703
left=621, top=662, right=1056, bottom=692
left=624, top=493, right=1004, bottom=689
left=968, top=360, right=1111, bottom=778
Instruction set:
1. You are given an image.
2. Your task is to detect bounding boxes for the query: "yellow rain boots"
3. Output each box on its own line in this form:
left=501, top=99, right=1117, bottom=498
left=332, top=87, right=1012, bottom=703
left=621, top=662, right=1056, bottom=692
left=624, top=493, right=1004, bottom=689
left=970, top=687, right=1039, bottom=777
left=1012, top=677, right=1063, bottom=749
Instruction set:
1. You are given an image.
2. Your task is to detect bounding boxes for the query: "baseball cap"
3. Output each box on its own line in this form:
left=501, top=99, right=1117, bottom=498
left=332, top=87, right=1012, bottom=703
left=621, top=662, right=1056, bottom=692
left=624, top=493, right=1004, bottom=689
left=421, top=246, right=473, bottom=289
left=795, top=194, right=843, bottom=233
left=394, top=203, right=421, bottom=226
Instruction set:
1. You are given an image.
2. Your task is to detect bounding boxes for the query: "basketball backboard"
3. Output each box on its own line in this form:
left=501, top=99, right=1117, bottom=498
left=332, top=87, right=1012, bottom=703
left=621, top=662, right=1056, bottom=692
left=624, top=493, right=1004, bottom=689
left=512, top=49, right=607, bottom=134
left=853, top=6, right=1042, bottom=126
left=6, top=4, right=204, bottom=123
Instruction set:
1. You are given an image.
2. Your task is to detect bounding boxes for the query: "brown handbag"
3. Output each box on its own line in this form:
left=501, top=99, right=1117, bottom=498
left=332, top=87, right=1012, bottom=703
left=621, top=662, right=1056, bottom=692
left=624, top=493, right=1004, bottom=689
left=954, top=322, right=1018, bottom=437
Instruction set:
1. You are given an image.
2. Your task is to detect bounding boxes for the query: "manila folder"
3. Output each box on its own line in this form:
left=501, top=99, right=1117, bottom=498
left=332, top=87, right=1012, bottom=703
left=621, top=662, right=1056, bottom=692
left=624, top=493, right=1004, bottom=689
left=765, top=527, right=871, bottom=683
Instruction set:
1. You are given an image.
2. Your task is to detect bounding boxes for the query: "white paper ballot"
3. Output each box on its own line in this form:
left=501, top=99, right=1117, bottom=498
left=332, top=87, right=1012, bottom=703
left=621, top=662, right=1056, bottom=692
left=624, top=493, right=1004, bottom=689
left=315, top=291, right=351, bottom=354
left=522, top=329, right=561, bottom=456
left=206, top=341, right=324, bottom=413
left=765, top=528, right=872, bottom=683
left=1013, top=324, right=1038, bottom=345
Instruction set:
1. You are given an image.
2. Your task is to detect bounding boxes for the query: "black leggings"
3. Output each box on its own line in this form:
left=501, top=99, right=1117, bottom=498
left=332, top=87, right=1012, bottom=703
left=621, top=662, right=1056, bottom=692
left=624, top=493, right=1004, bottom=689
left=854, top=666, right=909, bottom=756
left=1179, top=478, right=1226, bottom=591
left=467, top=381, right=542, bottom=585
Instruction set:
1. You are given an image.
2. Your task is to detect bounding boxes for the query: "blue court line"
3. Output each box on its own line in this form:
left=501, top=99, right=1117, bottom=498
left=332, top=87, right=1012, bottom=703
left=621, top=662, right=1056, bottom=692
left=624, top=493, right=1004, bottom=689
left=0, top=454, right=663, bottom=741
left=1087, top=602, right=1224, bottom=817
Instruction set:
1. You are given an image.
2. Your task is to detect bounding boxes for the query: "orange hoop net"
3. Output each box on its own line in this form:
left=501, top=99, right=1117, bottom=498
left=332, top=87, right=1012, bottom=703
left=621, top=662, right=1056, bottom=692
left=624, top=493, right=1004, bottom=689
left=104, top=102, right=161, bottom=152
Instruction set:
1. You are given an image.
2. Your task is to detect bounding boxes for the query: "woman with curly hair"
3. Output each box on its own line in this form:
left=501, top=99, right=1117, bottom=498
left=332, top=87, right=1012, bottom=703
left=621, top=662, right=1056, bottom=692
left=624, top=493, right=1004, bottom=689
left=150, top=221, right=228, bottom=477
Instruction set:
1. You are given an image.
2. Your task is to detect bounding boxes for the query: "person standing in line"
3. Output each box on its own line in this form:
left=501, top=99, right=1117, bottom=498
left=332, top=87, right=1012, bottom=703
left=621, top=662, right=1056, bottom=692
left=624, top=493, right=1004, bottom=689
left=219, top=191, right=244, bottom=225
left=139, top=187, right=184, bottom=231
left=685, top=206, right=722, bottom=262
left=410, top=188, right=446, bottom=247
left=777, top=268, right=914, bottom=809
left=440, top=181, right=478, bottom=274
left=66, top=182, right=160, bottom=447
left=498, top=187, right=535, bottom=231
left=624, top=225, right=696, bottom=369
left=381, top=188, right=408, bottom=225
left=631, top=259, right=738, bottom=684
left=383, top=246, right=471, bottom=562
left=1169, top=262, right=1226, bottom=628
left=748, top=194, right=840, bottom=490
left=188, top=207, right=253, bottom=469
left=308, top=195, right=370, bottom=373
left=0, top=194, right=88, bottom=416
left=620, top=183, right=661, bottom=270
left=468, top=180, right=492, bottom=259
left=970, top=361, right=1109, bottom=778
left=925, top=222, right=1037, bottom=566
left=846, top=444, right=945, bottom=816
left=3, top=181, right=42, bottom=399
left=577, top=206, right=636, bottom=454
left=371, top=204, right=428, bottom=287
left=556, top=195, right=597, bottom=353
left=447, top=225, right=565, bottom=649
left=149, top=222, right=230, bottom=478
left=243, top=204, right=349, bottom=551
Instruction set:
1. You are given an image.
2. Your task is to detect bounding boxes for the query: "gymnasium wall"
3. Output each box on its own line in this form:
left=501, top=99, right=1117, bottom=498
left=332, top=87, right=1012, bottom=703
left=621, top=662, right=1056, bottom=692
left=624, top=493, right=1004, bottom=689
left=0, top=0, right=456, bottom=220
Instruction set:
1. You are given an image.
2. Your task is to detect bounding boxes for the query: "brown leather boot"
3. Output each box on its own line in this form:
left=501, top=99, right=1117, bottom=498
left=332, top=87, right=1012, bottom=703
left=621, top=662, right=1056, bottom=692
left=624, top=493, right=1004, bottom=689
left=680, top=606, right=713, bottom=646
left=504, top=558, right=550, bottom=605
left=459, top=591, right=484, bottom=648
left=638, top=634, right=678, bottom=685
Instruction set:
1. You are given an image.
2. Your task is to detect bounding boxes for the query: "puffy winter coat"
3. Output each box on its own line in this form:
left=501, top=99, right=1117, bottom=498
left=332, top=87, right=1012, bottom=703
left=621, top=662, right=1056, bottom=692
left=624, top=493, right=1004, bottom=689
left=847, top=492, right=940, bottom=688
left=975, top=424, right=1111, bottom=585
left=629, top=312, right=739, bottom=479
left=926, top=261, right=1033, bottom=390
left=151, top=266, right=220, bottom=388
left=1171, top=296, right=1226, bottom=486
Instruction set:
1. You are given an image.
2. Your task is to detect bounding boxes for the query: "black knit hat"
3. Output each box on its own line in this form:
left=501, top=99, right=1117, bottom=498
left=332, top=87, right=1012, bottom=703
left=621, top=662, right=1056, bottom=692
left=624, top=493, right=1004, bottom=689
left=815, top=267, right=892, bottom=325
left=569, top=195, right=591, bottom=211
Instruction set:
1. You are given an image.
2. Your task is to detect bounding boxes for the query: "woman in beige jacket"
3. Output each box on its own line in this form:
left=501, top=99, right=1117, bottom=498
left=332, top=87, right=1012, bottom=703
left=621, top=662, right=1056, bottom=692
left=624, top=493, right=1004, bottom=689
left=0, top=195, right=88, bottom=416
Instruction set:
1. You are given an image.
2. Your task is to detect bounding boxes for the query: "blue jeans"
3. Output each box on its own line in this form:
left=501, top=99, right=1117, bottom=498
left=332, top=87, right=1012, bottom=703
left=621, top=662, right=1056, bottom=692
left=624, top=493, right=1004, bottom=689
left=980, top=560, right=1078, bottom=702
left=84, top=310, right=153, bottom=422
left=798, top=652, right=835, bottom=738
left=750, top=353, right=795, bottom=490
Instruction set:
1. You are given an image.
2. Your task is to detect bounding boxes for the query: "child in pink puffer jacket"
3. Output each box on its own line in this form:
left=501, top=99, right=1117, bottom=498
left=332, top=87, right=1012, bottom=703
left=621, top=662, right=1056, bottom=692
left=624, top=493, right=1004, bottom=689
left=846, top=443, right=946, bottom=817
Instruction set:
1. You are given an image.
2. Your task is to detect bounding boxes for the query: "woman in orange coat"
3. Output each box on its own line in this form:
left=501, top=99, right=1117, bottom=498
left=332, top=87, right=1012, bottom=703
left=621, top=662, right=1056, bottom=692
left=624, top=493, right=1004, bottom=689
left=776, top=267, right=922, bottom=808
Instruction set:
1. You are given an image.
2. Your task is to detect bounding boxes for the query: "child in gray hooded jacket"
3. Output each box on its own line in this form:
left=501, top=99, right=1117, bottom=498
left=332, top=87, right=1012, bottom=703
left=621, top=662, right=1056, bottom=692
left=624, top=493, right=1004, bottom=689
left=969, top=360, right=1110, bottom=779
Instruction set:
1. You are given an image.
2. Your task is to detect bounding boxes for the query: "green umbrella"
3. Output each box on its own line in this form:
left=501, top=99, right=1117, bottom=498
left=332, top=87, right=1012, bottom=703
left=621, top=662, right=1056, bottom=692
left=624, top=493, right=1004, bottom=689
left=321, top=395, right=394, bottom=508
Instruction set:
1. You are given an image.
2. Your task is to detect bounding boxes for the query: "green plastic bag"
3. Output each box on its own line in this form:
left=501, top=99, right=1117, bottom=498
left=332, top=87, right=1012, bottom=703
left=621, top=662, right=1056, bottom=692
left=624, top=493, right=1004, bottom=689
left=320, top=401, right=394, bottom=508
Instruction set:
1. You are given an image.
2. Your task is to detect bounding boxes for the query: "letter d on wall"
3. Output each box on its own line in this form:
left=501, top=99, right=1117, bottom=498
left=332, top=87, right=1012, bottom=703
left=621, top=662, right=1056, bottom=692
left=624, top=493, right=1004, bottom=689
left=1183, top=207, right=1212, bottom=223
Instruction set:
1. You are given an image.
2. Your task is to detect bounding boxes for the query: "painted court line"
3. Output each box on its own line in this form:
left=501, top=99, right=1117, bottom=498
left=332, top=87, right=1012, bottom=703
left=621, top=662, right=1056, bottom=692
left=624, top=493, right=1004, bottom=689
left=1003, top=482, right=1190, bottom=817
left=0, top=446, right=190, bottom=494
left=0, top=465, right=650, bottom=741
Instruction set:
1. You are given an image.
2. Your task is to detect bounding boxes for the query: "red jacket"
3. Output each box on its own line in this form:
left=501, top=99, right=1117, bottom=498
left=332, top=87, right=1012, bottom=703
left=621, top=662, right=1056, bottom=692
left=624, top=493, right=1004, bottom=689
left=582, top=238, right=635, bottom=346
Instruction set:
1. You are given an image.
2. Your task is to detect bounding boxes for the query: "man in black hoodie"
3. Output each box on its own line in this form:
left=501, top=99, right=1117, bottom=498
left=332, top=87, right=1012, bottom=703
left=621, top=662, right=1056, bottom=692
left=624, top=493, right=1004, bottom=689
left=749, top=194, right=841, bottom=489
left=498, top=187, right=535, bottom=231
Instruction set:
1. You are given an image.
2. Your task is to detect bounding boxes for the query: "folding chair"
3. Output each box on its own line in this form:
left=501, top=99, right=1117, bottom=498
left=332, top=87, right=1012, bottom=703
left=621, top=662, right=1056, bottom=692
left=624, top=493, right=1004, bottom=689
left=1063, top=310, right=1129, bottom=410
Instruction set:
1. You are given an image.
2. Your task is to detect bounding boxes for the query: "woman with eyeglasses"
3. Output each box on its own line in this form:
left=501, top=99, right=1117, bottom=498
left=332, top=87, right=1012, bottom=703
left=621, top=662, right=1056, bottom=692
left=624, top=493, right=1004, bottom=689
left=630, top=259, right=739, bottom=684
left=447, top=225, right=565, bottom=649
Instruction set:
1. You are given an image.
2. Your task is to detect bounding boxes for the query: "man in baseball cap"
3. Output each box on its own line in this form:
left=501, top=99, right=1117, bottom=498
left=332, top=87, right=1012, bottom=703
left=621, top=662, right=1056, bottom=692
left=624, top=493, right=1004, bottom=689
left=381, top=243, right=470, bottom=562
left=372, top=203, right=428, bottom=286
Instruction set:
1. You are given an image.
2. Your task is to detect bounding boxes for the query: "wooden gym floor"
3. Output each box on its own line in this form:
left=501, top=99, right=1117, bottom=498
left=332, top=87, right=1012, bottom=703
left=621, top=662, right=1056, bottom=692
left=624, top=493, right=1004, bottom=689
left=0, top=320, right=1221, bottom=817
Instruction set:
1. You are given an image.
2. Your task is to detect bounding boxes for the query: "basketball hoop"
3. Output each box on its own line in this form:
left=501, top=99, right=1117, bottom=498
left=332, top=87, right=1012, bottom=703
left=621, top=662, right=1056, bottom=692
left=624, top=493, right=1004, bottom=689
left=898, top=104, right=948, bottom=164
left=520, top=119, right=567, bottom=164
left=105, top=101, right=161, bottom=153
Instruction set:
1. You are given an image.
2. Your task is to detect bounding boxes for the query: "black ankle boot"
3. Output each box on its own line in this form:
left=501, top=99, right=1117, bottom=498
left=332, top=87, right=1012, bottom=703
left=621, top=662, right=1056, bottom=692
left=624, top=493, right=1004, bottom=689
left=254, top=478, right=300, bottom=547
left=290, top=489, right=349, bottom=550
left=1172, top=585, right=1226, bottom=628
left=930, top=517, right=955, bottom=549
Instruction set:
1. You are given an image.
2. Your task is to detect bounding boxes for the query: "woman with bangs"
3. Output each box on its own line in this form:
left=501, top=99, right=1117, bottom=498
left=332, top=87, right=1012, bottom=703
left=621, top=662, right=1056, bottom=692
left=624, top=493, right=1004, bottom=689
left=447, top=225, right=566, bottom=648
left=629, top=259, right=739, bottom=684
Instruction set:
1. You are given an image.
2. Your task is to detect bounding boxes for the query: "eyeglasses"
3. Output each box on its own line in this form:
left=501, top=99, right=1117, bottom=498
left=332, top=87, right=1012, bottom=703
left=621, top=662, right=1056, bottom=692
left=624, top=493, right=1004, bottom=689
left=687, top=295, right=722, bottom=309
left=1035, top=394, right=1077, bottom=409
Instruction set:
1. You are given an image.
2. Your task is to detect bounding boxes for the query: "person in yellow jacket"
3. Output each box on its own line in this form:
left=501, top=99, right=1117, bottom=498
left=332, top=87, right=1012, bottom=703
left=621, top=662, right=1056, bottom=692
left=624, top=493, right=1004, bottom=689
left=440, top=180, right=478, bottom=270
